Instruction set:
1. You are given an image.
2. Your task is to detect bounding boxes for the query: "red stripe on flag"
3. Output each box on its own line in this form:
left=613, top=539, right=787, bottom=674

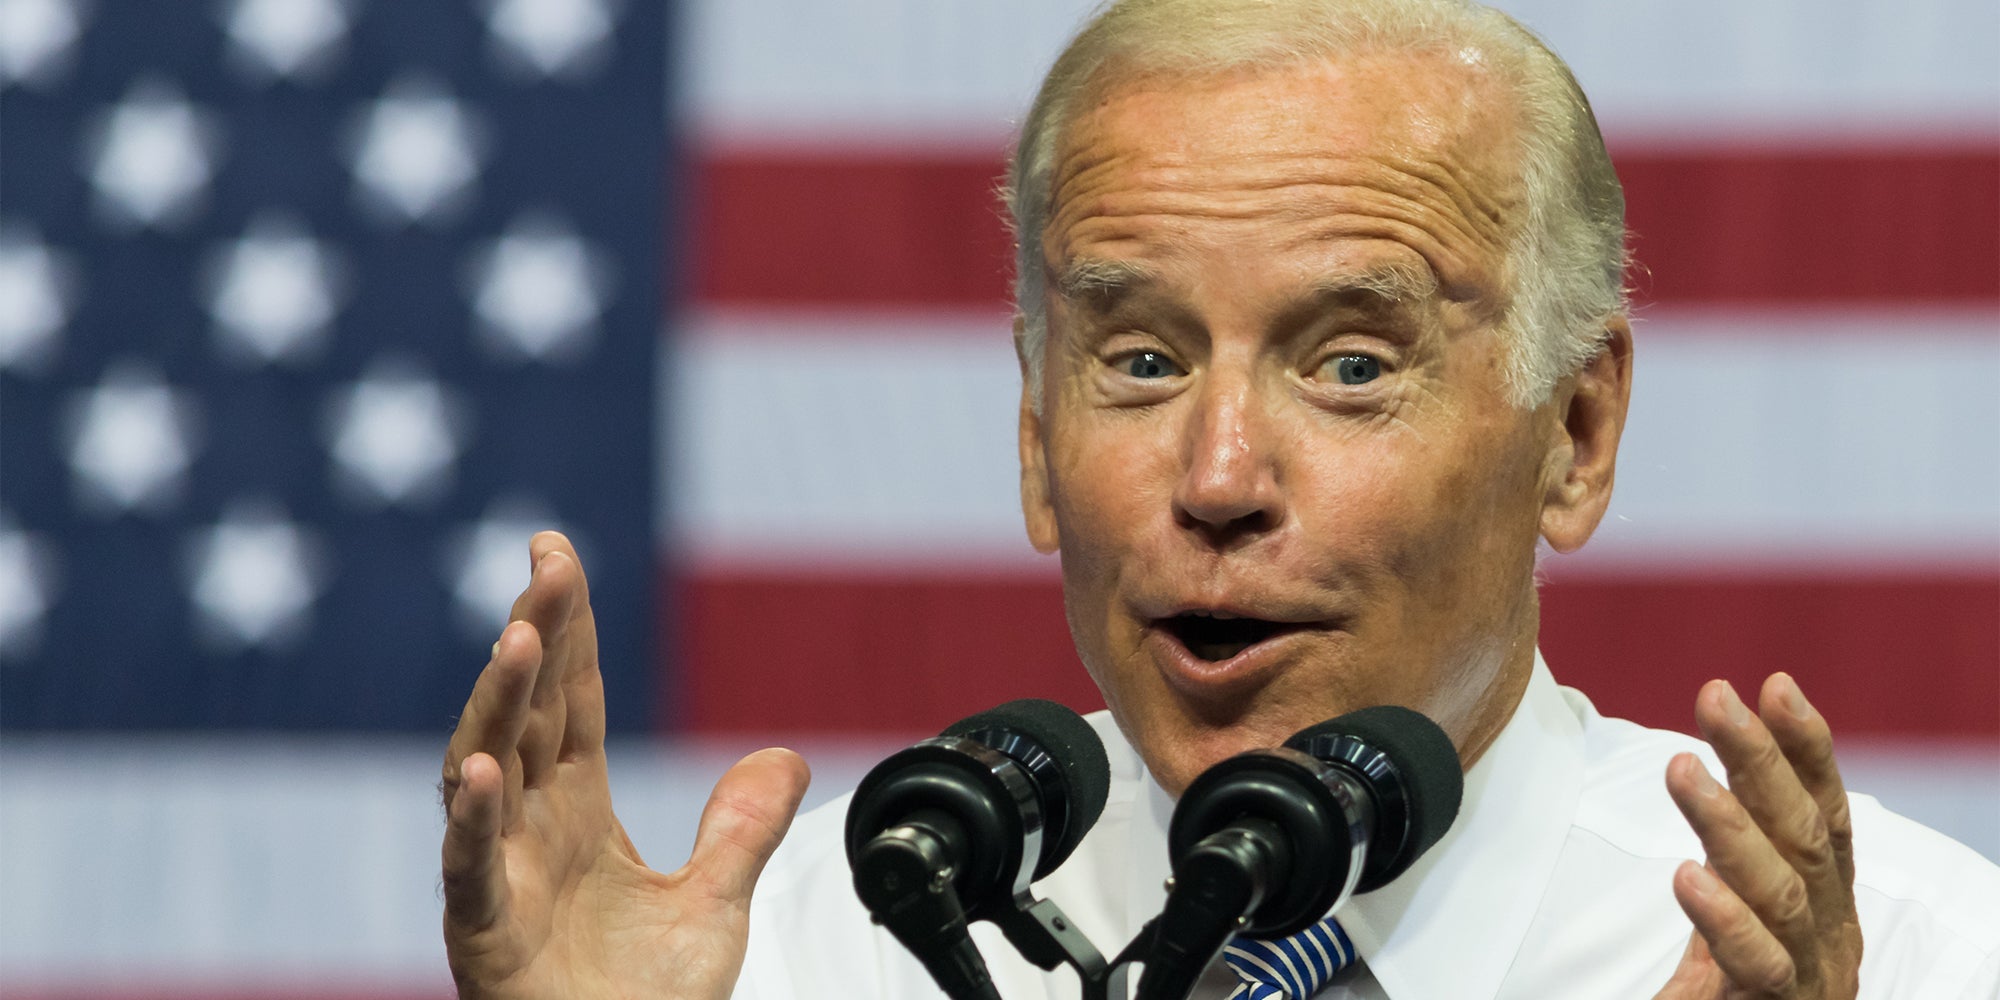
left=686, top=146, right=2000, bottom=308
left=688, top=152, right=1016, bottom=308
left=673, top=573, right=1104, bottom=733
left=672, top=571, right=2000, bottom=738
left=1538, top=574, right=2000, bottom=740
left=1617, top=148, right=2000, bottom=306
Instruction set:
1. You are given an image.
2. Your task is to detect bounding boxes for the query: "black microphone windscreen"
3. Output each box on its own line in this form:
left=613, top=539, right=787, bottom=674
left=1288, top=704, right=1463, bottom=868
left=942, top=698, right=1110, bottom=875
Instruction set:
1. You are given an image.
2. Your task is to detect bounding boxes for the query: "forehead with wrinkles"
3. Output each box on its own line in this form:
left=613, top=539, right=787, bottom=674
left=1042, top=50, right=1526, bottom=313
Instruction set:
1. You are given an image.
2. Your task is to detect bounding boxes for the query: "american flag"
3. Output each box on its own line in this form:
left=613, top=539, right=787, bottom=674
left=1, top=0, right=1994, bottom=997
left=0, top=0, right=659, bottom=735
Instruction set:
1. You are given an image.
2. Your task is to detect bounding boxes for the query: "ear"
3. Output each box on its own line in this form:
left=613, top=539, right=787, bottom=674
left=1015, top=316, right=1060, bottom=554
left=1539, top=316, right=1633, bottom=554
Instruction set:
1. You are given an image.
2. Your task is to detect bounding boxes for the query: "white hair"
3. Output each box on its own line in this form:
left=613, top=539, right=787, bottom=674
left=1003, top=0, right=1629, bottom=410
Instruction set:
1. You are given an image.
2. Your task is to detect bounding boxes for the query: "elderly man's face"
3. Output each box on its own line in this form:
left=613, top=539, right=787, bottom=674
left=1018, top=51, right=1619, bottom=796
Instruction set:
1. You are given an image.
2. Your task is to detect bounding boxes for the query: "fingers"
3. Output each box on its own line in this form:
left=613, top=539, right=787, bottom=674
left=1666, top=674, right=1863, bottom=998
left=1667, top=753, right=1807, bottom=995
left=514, top=533, right=583, bottom=705
left=1757, top=673, right=1856, bottom=901
left=511, top=533, right=610, bottom=779
left=1696, top=678, right=1851, bottom=945
left=529, top=533, right=606, bottom=763
left=1670, top=859, right=1797, bottom=996
left=1757, top=674, right=1863, bottom=998
left=507, top=546, right=579, bottom=781
left=686, top=749, right=813, bottom=905
left=443, top=621, right=541, bottom=811
left=442, top=751, right=508, bottom=935
left=442, top=531, right=599, bottom=821
left=1684, top=677, right=1824, bottom=989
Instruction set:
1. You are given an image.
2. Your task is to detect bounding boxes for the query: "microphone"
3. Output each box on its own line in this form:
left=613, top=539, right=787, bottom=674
left=845, top=699, right=1112, bottom=1000
left=1135, top=705, right=1463, bottom=1000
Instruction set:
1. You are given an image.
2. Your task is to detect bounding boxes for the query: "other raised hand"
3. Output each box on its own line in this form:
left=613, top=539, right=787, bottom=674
left=1657, top=673, right=1861, bottom=999
left=440, top=531, right=811, bottom=999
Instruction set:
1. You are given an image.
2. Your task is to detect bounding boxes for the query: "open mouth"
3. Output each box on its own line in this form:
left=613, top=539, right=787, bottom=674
left=1157, top=612, right=1298, bottom=662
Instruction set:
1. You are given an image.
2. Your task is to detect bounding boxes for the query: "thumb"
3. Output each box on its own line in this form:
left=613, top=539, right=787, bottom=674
left=687, top=748, right=812, bottom=903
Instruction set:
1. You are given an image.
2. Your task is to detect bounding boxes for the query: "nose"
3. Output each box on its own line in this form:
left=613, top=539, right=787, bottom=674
left=1172, top=372, right=1284, bottom=546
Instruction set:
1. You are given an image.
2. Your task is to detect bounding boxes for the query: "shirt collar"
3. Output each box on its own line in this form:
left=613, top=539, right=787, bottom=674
left=1340, top=653, right=1582, bottom=1000
left=1120, top=653, right=1583, bottom=1000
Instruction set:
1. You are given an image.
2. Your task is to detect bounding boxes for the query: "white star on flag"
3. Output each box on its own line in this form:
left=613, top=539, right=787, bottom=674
left=443, top=498, right=574, bottom=638
left=82, top=79, right=222, bottom=230
left=204, top=213, right=345, bottom=365
left=0, top=224, right=75, bottom=373
left=64, top=362, right=201, bottom=515
left=466, top=212, right=613, bottom=362
left=0, top=0, right=85, bottom=87
left=222, top=0, right=350, bottom=82
left=346, top=76, right=485, bottom=224
left=0, top=515, right=58, bottom=660
left=483, top=0, right=615, bottom=79
left=323, top=360, right=469, bottom=507
left=186, top=501, right=325, bottom=650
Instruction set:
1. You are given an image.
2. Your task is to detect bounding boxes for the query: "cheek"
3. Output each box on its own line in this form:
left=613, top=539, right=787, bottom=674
left=1042, top=416, right=1178, bottom=680
left=1045, top=424, right=1129, bottom=553
left=1389, top=430, right=1547, bottom=690
left=1301, top=414, right=1545, bottom=631
left=1415, top=445, right=1540, bottom=591
left=1046, top=414, right=1171, bottom=552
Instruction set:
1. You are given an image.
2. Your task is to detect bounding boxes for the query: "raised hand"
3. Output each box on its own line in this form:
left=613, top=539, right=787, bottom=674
left=440, top=531, right=812, bottom=999
left=1657, top=673, right=1862, bottom=999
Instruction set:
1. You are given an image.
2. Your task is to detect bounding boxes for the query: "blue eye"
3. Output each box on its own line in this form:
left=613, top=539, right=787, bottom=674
left=1327, top=355, right=1381, bottom=385
left=1122, top=351, right=1182, bottom=379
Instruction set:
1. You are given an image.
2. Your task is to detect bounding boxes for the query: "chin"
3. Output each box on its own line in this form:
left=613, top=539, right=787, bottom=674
left=1130, top=705, right=1316, bottom=799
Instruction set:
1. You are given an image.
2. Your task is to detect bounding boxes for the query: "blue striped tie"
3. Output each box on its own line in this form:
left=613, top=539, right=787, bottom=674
left=1221, top=918, right=1357, bottom=999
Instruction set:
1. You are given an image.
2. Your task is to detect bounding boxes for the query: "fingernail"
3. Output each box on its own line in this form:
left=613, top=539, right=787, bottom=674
left=490, top=641, right=501, bottom=659
left=1780, top=674, right=1811, bottom=721
left=1722, top=682, right=1751, bottom=728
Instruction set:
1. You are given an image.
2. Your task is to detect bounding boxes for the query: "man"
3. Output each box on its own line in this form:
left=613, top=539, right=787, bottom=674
left=438, top=1, right=2000, bottom=997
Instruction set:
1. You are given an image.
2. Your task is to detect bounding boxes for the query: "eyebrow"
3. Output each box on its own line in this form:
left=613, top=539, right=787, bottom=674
left=1051, top=256, right=1441, bottom=315
left=1054, top=257, right=1159, bottom=303
left=1306, top=259, right=1439, bottom=307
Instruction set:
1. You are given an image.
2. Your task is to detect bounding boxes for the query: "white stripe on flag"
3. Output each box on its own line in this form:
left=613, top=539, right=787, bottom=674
left=684, top=0, right=2000, bottom=144
left=0, top=740, right=1989, bottom=983
left=0, top=737, right=898, bottom=990
left=665, top=307, right=2000, bottom=572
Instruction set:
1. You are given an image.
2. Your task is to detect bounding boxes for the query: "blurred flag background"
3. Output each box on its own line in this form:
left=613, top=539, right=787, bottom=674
left=1, top=1, right=1994, bottom=997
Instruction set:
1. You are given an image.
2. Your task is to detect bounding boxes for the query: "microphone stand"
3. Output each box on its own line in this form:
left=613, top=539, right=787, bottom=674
left=979, top=896, right=1226, bottom=1000
left=981, top=889, right=1132, bottom=1000
left=966, top=746, right=1374, bottom=1000
left=965, top=887, right=1211, bottom=1000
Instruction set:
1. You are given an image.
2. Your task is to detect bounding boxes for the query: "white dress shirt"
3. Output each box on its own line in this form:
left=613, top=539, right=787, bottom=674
left=737, top=656, right=2000, bottom=999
